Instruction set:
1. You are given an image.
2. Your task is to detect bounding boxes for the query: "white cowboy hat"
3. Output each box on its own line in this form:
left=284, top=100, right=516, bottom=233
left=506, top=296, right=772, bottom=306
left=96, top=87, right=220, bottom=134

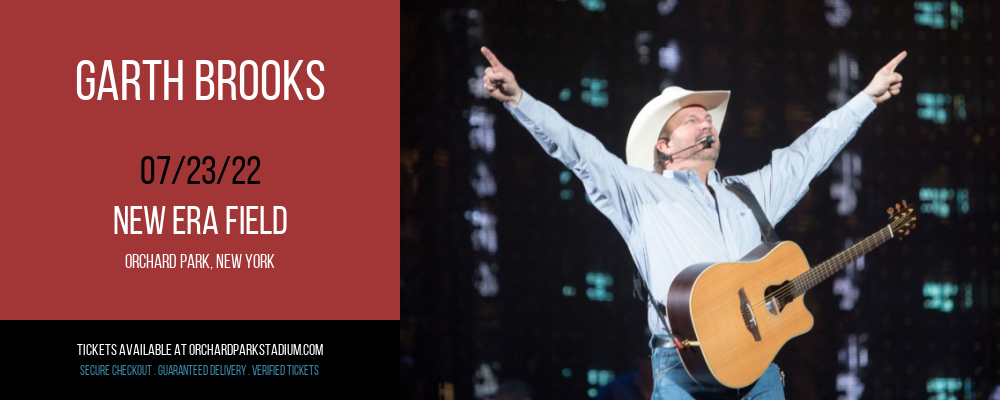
left=625, top=86, right=730, bottom=172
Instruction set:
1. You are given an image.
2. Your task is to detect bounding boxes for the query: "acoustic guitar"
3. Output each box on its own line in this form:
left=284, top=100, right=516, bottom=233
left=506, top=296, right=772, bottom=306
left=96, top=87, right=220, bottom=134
left=665, top=200, right=918, bottom=388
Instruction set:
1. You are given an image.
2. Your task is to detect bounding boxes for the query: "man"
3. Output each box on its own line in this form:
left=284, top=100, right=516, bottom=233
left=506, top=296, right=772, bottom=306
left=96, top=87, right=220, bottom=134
left=480, top=46, right=905, bottom=399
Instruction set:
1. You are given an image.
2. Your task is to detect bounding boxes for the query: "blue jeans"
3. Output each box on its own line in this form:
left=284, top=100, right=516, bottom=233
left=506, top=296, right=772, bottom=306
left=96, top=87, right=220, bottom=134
left=650, top=335, right=785, bottom=399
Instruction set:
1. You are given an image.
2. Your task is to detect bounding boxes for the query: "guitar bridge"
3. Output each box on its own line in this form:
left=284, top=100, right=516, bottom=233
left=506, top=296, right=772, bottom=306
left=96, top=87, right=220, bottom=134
left=738, top=287, right=762, bottom=342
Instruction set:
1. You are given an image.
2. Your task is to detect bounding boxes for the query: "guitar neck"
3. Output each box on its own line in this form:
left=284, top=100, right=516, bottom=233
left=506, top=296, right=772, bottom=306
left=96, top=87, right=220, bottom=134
left=790, top=225, right=894, bottom=297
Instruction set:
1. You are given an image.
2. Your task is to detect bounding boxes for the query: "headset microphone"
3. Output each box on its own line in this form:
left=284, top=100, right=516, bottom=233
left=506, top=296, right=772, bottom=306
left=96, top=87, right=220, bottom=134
left=655, top=135, right=716, bottom=166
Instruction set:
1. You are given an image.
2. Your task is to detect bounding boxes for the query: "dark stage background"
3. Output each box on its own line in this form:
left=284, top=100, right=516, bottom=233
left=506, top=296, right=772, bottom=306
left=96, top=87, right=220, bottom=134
left=401, top=1, right=1000, bottom=399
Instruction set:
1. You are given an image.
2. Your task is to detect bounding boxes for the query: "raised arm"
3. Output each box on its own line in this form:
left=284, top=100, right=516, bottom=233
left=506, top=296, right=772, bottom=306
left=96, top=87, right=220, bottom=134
left=733, top=51, right=906, bottom=225
left=480, top=47, right=643, bottom=235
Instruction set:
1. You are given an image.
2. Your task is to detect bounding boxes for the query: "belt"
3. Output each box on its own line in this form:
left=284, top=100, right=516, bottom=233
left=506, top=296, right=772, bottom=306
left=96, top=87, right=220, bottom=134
left=652, top=335, right=676, bottom=349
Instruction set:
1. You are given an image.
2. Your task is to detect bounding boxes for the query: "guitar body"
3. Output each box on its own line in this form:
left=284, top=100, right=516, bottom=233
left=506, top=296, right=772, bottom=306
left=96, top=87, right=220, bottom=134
left=666, top=241, right=815, bottom=388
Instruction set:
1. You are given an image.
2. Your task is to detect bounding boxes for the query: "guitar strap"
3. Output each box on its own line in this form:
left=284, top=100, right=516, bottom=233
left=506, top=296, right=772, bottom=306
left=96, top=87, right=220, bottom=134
left=724, top=181, right=780, bottom=243
left=633, top=181, right=779, bottom=335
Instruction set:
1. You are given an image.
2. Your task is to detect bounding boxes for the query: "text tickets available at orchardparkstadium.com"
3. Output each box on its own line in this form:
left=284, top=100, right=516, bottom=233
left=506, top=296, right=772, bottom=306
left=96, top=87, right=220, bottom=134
left=78, top=344, right=322, bottom=376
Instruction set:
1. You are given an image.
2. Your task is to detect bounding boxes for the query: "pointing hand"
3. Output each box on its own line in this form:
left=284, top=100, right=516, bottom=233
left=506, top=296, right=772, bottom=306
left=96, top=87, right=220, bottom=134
left=480, top=46, right=523, bottom=107
left=863, top=51, right=906, bottom=105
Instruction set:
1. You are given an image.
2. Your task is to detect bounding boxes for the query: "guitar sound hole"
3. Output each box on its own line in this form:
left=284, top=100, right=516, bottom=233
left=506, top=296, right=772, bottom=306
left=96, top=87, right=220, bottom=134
left=763, top=281, right=795, bottom=316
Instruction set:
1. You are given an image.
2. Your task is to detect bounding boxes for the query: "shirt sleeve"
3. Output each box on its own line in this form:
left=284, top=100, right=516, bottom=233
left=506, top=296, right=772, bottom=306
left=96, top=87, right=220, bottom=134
left=504, top=90, right=644, bottom=236
left=732, top=92, right=877, bottom=225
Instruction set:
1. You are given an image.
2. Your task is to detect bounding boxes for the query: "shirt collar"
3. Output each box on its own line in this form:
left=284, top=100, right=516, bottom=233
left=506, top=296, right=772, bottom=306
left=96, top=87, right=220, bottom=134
left=660, top=169, right=722, bottom=185
left=709, top=169, right=722, bottom=184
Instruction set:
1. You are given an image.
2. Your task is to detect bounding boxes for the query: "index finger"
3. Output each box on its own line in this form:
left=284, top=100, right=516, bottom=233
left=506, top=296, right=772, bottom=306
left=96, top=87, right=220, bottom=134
left=884, top=51, right=907, bottom=73
left=481, top=46, right=504, bottom=69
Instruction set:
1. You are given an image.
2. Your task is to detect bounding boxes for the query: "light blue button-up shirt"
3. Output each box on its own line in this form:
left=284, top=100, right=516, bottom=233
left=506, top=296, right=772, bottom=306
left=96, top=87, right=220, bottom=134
left=504, top=90, right=877, bottom=335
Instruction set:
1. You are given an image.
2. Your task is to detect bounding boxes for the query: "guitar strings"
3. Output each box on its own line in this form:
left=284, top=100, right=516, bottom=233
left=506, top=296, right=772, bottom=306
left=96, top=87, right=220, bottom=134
left=744, top=223, right=899, bottom=315
left=746, top=210, right=912, bottom=314
left=745, top=245, right=866, bottom=314
left=745, top=227, right=888, bottom=314
left=745, top=211, right=910, bottom=315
